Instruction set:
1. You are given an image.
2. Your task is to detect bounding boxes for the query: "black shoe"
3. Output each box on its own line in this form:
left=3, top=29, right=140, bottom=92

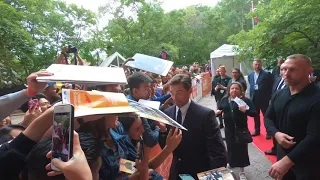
left=265, top=150, right=276, bottom=156
left=251, top=131, right=260, bottom=136
left=266, top=134, right=271, bottom=140
left=220, top=124, right=224, bottom=129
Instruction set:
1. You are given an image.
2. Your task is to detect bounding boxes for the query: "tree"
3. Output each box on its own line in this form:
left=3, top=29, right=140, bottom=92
left=229, top=0, right=320, bottom=68
left=0, top=0, right=98, bottom=87
left=0, top=1, right=34, bottom=87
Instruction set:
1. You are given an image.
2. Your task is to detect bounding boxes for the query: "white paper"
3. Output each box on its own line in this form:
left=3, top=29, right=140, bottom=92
left=126, top=53, right=174, bottom=76
left=138, top=99, right=161, bottom=110
left=36, top=64, right=127, bottom=85
left=234, top=97, right=250, bottom=110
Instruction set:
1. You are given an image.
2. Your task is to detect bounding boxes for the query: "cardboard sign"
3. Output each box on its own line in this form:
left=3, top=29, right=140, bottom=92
left=125, top=53, right=173, bottom=76
left=36, top=64, right=127, bottom=85
left=128, top=99, right=187, bottom=131
left=62, top=89, right=136, bottom=117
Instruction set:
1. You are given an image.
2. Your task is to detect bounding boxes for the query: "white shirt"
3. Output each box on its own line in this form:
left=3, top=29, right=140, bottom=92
left=254, top=71, right=260, bottom=84
left=175, top=99, right=191, bottom=125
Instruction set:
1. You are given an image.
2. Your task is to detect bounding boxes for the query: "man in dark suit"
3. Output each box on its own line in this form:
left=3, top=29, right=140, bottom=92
left=248, top=59, right=273, bottom=138
left=272, top=57, right=284, bottom=79
left=159, top=74, right=227, bottom=180
left=265, top=75, right=286, bottom=156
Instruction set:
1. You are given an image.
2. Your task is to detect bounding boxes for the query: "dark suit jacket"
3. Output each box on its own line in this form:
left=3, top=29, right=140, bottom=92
left=160, top=101, right=227, bottom=179
left=248, top=70, right=273, bottom=104
left=272, top=76, right=282, bottom=93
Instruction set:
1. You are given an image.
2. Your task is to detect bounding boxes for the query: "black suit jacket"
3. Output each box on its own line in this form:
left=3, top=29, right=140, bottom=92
left=272, top=76, right=282, bottom=93
left=248, top=70, right=273, bottom=104
left=160, top=101, right=227, bottom=179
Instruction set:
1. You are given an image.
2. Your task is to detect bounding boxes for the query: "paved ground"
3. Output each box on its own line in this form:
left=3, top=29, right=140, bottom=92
left=198, top=94, right=273, bottom=180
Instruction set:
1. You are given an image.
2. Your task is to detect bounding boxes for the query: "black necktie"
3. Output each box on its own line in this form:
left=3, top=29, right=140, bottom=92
left=177, top=109, right=182, bottom=124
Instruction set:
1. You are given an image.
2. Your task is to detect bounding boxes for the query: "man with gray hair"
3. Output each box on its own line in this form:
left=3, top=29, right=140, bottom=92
left=265, top=54, right=320, bottom=180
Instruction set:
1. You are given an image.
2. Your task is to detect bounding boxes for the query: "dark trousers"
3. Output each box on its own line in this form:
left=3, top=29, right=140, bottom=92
left=216, top=100, right=224, bottom=126
left=218, top=115, right=223, bottom=126
left=277, top=145, right=318, bottom=180
left=271, top=137, right=277, bottom=152
left=253, top=100, right=269, bottom=132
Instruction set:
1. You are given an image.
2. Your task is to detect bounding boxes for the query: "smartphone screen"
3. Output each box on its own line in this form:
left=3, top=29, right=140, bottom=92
left=136, top=136, right=144, bottom=160
left=51, top=104, right=74, bottom=171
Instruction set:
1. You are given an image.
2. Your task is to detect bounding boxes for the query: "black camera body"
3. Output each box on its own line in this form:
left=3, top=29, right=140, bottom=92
left=66, top=45, right=77, bottom=53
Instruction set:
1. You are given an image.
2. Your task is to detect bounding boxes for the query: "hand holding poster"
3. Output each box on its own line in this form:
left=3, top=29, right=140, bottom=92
left=62, top=89, right=137, bottom=117
left=62, top=89, right=186, bottom=130
left=36, top=64, right=127, bottom=85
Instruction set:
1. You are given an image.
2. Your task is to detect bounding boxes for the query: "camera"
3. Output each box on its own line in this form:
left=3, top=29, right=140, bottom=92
left=66, top=45, right=78, bottom=54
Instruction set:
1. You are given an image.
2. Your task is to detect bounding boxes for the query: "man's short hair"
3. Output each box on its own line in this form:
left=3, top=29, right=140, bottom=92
left=287, top=54, right=312, bottom=66
left=253, top=59, right=262, bottom=63
left=169, top=74, right=192, bottom=90
left=127, top=72, right=153, bottom=92
left=23, top=133, right=102, bottom=180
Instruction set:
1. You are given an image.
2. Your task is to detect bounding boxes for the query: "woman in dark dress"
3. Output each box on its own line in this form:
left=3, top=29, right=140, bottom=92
left=216, top=82, right=257, bottom=180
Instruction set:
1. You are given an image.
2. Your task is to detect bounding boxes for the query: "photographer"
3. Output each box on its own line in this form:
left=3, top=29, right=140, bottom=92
left=56, top=46, right=84, bottom=66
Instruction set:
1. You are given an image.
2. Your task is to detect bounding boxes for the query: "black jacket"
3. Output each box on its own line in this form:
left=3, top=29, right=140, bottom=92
left=159, top=101, right=227, bottom=179
left=0, top=133, right=36, bottom=179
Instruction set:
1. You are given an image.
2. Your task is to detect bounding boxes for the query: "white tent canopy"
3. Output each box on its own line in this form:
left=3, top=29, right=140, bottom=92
left=99, top=52, right=126, bottom=67
left=210, top=44, right=238, bottom=59
left=210, top=44, right=252, bottom=76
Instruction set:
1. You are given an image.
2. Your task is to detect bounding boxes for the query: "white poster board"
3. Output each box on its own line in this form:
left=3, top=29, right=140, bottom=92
left=36, top=64, right=127, bottom=85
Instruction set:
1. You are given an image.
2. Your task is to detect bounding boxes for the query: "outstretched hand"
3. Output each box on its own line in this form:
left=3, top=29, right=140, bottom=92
left=26, top=70, right=53, bottom=95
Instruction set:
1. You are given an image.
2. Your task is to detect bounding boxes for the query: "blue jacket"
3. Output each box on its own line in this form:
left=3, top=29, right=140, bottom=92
left=99, top=128, right=136, bottom=180
left=151, top=94, right=171, bottom=105
left=112, top=122, right=163, bottom=180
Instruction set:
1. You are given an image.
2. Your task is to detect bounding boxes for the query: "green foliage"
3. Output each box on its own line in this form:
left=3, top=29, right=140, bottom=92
left=0, top=0, right=97, bottom=87
left=6, top=0, right=317, bottom=88
left=229, top=0, right=320, bottom=68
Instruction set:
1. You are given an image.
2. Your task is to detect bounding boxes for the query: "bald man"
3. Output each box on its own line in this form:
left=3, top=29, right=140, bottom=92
left=265, top=54, right=320, bottom=180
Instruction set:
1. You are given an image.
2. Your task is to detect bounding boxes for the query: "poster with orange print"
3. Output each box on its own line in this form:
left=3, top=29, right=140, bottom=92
left=62, top=89, right=137, bottom=117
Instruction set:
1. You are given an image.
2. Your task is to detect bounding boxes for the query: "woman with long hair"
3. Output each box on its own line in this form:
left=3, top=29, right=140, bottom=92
left=228, top=68, right=247, bottom=92
left=216, top=82, right=256, bottom=180
left=78, top=116, right=181, bottom=180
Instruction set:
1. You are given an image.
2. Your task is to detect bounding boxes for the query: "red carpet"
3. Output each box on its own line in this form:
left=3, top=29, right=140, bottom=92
left=247, top=113, right=277, bottom=163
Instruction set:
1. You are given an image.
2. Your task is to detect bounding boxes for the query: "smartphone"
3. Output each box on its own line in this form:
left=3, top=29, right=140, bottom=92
left=28, top=99, right=39, bottom=110
left=179, top=174, right=195, bottom=180
left=136, top=136, right=144, bottom=160
left=51, top=104, right=74, bottom=171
